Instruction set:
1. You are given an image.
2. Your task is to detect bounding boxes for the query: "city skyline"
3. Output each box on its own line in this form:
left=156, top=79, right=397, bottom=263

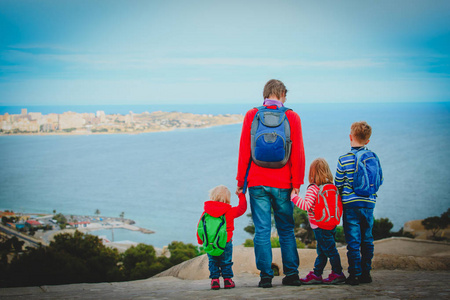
left=1, top=0, right=449, bottom=106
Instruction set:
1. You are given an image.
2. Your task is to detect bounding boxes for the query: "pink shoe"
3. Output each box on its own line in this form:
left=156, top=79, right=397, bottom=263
left=323, top=271, right=346, bottom=284
left=300, top=271, right=323, bottom=284
left=211, top=278, right=220, bottom=290
left=224, top=278, right=235, bottom=289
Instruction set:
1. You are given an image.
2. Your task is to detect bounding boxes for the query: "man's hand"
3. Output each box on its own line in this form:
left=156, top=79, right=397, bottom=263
left=291, top=188, right=299, bottom=198
left=236, top=186, right=243, bottom=196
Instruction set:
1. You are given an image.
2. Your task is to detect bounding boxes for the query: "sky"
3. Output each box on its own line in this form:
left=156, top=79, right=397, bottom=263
left=0, top=0, right=449, bottom=105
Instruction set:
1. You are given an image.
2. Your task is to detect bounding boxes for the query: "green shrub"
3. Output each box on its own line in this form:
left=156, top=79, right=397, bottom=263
left=372, top=218, right=393, bottom=240
left=270, top=237, right=280, bottom=248
left=243, top=239, right=254, bottom=247
left=296, top=239, right=305, bottom=249
left=335, top=226, right=346, bottom=243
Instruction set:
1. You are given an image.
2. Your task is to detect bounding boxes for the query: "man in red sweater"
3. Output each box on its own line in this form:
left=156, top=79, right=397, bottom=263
left=236, top=79, right=305, bottom=288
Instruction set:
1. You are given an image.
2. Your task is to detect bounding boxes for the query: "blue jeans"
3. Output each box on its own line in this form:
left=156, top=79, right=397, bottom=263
left=312, top=227, right=343, bottom=276
left=343, top=208, right=374, bottom=276
left=207, top=241, right=233, bottom=279
left=249, top=186, right=299, bottom=278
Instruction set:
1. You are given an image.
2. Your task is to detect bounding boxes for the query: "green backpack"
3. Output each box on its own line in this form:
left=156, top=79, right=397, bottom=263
left=197, top=213, right=227, bottom=256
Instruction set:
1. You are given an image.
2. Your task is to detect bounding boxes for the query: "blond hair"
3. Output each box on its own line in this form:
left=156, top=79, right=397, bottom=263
left=351, top=121, right=372, bottom=144
left=209, top=185, right=231, bottom=204
left=263, top=79, right=287, bottom=100
left=308, top=158, right=334, bottom=186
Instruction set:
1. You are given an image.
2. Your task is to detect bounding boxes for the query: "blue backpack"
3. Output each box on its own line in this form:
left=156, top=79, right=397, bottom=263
left=352, top=148, right=383, bottom=197
left=250, top=106, right=292, bottom=169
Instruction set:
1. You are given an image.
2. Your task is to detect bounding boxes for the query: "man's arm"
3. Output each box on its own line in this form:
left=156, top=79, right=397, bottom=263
left=288, top=111, right=305, bottom=190
left=236, top=109, right=256, bottom=193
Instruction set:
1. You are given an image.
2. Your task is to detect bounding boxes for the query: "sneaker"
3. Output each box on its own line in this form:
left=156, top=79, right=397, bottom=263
left=224, top=278, right=235, bottom=289
left=211, top=278, right=220, bottom=290
left=258, top=277, right=272, bottom=288
left=322, top=271, right=346, bottom=284
left=360, top=272, right=372, bottom=284
left=300, top=271, right=322, bottom=285
left=345, top=274, right=360, bottom=286
left=282, top=274, right=302, bottom=286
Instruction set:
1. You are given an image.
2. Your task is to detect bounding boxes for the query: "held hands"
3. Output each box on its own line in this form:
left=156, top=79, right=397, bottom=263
left=236, top=186, right=243, bottom=196
left=291, top=188, right=299, bottom=199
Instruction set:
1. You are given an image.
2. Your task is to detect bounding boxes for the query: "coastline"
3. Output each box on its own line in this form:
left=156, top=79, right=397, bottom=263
left=0, top=109, right=244, bottom=136
left=0, top=120, right=243, bottom=137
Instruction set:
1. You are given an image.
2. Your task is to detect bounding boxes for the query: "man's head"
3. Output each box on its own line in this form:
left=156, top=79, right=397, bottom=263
left=263, top=79, right=287, bottom=102
left=350, top=121, right=372, bottom=146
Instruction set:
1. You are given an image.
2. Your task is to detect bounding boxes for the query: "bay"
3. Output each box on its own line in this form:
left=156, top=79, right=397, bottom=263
left=1, top=102, right=449, bottom=247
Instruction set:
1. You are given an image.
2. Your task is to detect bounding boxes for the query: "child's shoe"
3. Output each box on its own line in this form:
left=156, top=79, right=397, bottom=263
left=282, top=274, right=302, bottom=286
left=300, top=271, right=323, bottom=284
left=322, top=271, right=346, bottom=284
left=360, top=272, right=372, bottom=284
left=224, top=278, right=235, bottom=289
left=258, top=277, right=272, bottom=288
left=211, top=278, right=220, bottom=290
left=345, top=274, right=360, bottom=285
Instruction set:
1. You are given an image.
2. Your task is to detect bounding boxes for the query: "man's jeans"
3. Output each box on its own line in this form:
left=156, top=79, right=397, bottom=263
left=343, top=208, right=374, bottom=276
left=249, top=186, right=299, bottom=278
left=312, top=227, right=343, bottom=276
left=207, top=241, right=233, bottom=279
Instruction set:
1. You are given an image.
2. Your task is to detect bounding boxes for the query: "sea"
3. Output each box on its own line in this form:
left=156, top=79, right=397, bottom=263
left=1, top=102, right=449, bottom=248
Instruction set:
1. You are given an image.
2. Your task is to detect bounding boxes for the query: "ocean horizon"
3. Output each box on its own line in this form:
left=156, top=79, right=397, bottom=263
left=1, top=102, right=449, bottom=247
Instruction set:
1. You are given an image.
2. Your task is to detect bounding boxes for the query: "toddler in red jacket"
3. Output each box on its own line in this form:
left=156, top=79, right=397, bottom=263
left=197, top=185, right=247, bottom=290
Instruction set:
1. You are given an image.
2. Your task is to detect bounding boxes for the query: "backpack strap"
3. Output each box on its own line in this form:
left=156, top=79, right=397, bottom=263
left=243, top=160, right=251, bottom=194
left=201, top=214, right=209, bottom=246
left=212, top=215, right=226, bottom=251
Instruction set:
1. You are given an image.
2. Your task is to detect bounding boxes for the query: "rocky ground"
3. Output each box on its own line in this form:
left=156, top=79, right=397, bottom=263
left=1, top=237, right=449, bottom=299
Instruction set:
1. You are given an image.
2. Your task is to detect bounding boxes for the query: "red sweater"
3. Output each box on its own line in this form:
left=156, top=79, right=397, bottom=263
left=197, top=193, right=247, bottom=244
left=236, top=106, right=305, bottom=189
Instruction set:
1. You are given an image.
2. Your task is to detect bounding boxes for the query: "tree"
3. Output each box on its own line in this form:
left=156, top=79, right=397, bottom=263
left=53, top=213, right=67, bottom=225
left=3, top=231, right=122, bottom=287
left=372, top=218, right=393, bottom=240
left=120, top=212, right=125, bottom=219
left=122, top=243, right=160, bottom=280
left=243, top=213, right=255, bottom=236
left=422, top=216, right=445, bottom=239
left=421, top=208, right=450, bottom=240
left=95, top=209, right=101, bottom=217
left=167, top=241, right=198, bottom=265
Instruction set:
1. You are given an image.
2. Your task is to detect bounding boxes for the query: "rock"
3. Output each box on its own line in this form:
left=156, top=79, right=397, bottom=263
left=155, top=237, right=450, bottom=280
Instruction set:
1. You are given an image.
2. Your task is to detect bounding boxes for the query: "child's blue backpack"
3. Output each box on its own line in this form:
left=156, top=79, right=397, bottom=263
left=352, top=148, right=383, bottom=197
left=250, top=106, right=292, bottom=169
left=197, top=213, right=227, bottom=256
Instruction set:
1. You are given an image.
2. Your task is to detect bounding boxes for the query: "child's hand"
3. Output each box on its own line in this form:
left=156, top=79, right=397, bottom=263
left=235, top=186, right=243, bottom=196
left=290, top=193, right=298, bottom=201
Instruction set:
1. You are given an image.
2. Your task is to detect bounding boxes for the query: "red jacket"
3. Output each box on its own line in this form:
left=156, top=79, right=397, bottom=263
left=197, top=193, right=247, bottom=244
left=236, top=106, right=305, bottom=189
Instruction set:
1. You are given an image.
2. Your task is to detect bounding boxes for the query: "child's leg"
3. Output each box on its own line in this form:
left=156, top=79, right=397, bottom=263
left=360, top=208, right=374, bottom=275
left=312, top=228, right=328, bottom=276
left=343, top=208, right=362, bottom=276
left=220, top=241, right=234, bottom=279
left=207, top=253, right=221, bottom=279
left=315, top=228, right=343, bottom=275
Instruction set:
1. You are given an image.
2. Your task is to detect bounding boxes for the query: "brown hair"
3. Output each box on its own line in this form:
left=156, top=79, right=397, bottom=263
left=209, top=185, right=231, bottom=204
left=308, top=158, right=334, bottom=186
left=351, top=121, right=372, bottom=144
left=263, top=79, right=287, bottom=100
